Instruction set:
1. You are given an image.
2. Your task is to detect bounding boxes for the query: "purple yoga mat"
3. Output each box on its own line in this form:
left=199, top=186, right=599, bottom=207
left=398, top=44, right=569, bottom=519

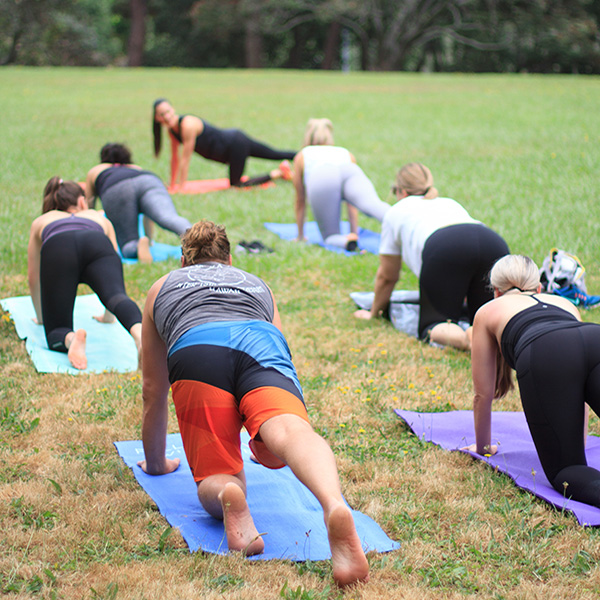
left=395, top=409, right=600, bottom=526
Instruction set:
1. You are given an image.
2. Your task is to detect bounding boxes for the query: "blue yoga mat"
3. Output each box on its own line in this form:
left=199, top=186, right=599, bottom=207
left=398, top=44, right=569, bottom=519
left=120, top=241, right=181, bottom=265
left=264, top=221, right=380, bottom=255
left=396, top=409, right=600, bottom=526
left=115, top=432, right=400, bottom=560
left=0, top=294, right=138, bottom=374
left=118, top=215, right=181, bottom=264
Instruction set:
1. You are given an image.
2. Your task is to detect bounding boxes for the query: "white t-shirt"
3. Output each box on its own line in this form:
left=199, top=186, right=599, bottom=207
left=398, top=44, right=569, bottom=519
left=379, top=196, right=479, bottom=277
left=301, top=145, right=351, bottom=183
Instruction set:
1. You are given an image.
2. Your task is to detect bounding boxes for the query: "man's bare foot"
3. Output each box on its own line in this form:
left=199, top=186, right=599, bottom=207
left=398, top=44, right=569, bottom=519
left=67, top=329, right=88, bottom=370
left=326, top=504, right=369, bottom=588
left=137, top=236, right=153, bottom=264
left=219, top=482, right=264, bottom=556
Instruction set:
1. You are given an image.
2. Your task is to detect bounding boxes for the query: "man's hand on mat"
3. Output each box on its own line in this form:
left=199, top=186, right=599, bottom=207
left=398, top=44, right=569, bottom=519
left=137, top=458, right=181, bottom=475
left=353, top=309, right=372, bottom=320
left=461, top=443, right=498, bottom=456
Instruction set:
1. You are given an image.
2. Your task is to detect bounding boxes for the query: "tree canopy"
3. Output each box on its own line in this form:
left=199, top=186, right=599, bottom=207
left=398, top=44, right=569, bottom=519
left=1, top=0, right=599, bottom=72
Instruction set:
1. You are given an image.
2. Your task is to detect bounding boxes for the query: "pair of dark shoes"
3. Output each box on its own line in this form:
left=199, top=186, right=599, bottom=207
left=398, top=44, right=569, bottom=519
left=237, top=240, right=274, bottom=254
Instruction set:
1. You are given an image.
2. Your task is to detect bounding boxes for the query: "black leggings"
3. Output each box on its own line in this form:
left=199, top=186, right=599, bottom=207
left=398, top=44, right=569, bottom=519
left=515, top=325, right=600, bottom=507
left=40, top=230, right=142, bottom=351
left=226, top=131, right=295, bottom=187
left=419, top=223, right=509, bottom=338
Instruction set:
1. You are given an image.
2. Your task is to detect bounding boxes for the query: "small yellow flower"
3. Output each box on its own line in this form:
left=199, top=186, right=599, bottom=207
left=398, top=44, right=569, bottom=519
left=368, top=360, right=373, bottom=364
left=551, top=152, right=556, bottom=159
left=377, top=342, right=383, bottom=347
left=355, top=388, right=361, bottom=393
left=358, top=428, right=365, bottom=434
left=339, top=423, right=346, bottom=428
left=392, top=396, right=398, bottom=401
left=351, top=365, right=357, bottom=369
left=408, top=383, right=415, bottom=389
left=368, top=379, right=374, bottom=384
left=381, top=350, right=387, bottom=355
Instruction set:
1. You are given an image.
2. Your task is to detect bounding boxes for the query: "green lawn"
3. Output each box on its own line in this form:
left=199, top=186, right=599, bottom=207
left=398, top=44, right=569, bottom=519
left=1, top=68, right=600, bottom=599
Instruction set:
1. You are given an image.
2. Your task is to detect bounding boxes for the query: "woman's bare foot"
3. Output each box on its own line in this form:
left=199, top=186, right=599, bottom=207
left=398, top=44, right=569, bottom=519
left=219, top=482, right=264, bottom=556
left=326, top=504, right=369, bottom=588
left=66, top=329, right=88, bottom=370
left=137, top=236, right=153, bottom=264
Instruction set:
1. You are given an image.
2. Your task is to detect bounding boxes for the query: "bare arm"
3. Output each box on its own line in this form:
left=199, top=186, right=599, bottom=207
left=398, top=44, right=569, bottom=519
left=138, top=277, right=180, bottom=475
left=84, top=167, right=99, bottom=207
left=269, top=288, right=283, bottom=333
left=370, top=254, right=402, bottom=317
left=292, top=153, right=306, bottom=241
left=27, top=219, right=44, bottom=324
left=347, top=204, right=359, bottom=235
left=175, top=116, right=204, bottom=188
left=469, top=308, right=499, bottom=455
left=169, top=132, right=180, bottom=189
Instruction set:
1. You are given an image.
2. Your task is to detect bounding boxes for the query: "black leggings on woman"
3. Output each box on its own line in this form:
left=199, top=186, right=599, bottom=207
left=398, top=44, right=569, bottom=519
left=40, top=230, right=142, bottom=351
left=227, top=131, right=295, bottom=187
left=515, top=325, right=600, bottom=507
left=419, top=223, right=509, bottom=338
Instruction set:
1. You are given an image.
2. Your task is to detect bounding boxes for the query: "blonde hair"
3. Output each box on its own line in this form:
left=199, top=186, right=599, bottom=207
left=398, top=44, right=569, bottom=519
left=490, top=255, right=540, bottom=295
left=302, top=118, right=334, bottom=147
left=488, top=255, right=540, bottom=399
left=396, top=163, right=438, bottom=199
left=181, top=220, right=230, bottom=266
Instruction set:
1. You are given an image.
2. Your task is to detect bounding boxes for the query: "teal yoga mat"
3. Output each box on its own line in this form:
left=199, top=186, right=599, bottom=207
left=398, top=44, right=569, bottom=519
left=0, top=294, right=138, bottom=374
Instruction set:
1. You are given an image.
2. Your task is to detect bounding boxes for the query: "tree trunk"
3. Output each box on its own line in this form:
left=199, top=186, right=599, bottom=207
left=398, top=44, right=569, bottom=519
left=127, top=0, right=147, bottom=67
left=245, top=20, right=263, bottom=68
left=322, top=21, right=341, bottom=69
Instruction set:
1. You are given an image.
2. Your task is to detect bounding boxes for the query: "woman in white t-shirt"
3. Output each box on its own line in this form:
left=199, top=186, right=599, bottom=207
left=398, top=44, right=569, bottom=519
left=292, top=119, right=390, bottom=251
left=354, top=162, right=509, bottom=350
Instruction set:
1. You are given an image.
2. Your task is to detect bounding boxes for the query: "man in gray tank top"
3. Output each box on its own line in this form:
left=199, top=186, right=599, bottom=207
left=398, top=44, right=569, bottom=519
left=137, top=219, right=369, bottom=588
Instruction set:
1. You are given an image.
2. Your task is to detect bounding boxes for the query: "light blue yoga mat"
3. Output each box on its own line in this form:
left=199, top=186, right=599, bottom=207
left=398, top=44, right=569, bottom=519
left=0, top=294, right=138, bottom=374
left=264, top=221, right=381, bottom=255
left=115, top=432, right=400, bottom=560
left=120, top=241, right=181, bottom=265
left=119, top=215, right=181, bottom=264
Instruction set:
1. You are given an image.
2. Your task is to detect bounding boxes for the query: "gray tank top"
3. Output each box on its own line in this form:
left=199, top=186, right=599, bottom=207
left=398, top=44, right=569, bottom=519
left=153, top=262, right=275, bottom=351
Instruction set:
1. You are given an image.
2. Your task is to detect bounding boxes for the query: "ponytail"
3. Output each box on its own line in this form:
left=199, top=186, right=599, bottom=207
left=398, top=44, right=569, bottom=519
left=42, top=177, right=83, bottom=213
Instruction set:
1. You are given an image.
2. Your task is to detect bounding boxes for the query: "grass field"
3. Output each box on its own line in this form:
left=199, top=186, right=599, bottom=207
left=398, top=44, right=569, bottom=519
left=2, top=67, right=600, bottom=599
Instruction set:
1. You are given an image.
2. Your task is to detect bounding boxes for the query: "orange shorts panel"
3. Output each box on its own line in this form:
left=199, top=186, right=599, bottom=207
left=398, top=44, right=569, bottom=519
left=171, top=381, right=309, bottom=482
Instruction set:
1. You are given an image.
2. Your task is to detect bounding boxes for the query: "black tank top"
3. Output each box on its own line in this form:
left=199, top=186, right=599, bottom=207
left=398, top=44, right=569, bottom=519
left=95, top=166, right=154, bottom=196
left=501, top=295, right=582, bottom=368
left=170, top=116, right=236, bottom=164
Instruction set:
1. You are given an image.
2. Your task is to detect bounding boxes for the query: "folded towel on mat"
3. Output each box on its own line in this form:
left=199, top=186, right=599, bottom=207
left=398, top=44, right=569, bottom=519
left=115, top=432, right=400, bottom=559
left=395, top=409, right=600, bottom=526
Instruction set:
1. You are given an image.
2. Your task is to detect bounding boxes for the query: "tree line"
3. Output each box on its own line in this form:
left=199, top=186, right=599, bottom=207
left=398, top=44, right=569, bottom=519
left=2, top=0, right=600, bottom=73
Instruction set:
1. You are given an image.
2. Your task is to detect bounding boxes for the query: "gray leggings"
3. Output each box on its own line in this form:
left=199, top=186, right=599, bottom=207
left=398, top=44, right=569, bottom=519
left=306, top=162, right=389, bottom=248
left=100, top=174, right=192, bottom=258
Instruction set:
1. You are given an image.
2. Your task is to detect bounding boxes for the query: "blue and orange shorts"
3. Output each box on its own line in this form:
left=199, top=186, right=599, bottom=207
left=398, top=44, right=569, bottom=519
left=167, top=320, right=308, bottom=482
